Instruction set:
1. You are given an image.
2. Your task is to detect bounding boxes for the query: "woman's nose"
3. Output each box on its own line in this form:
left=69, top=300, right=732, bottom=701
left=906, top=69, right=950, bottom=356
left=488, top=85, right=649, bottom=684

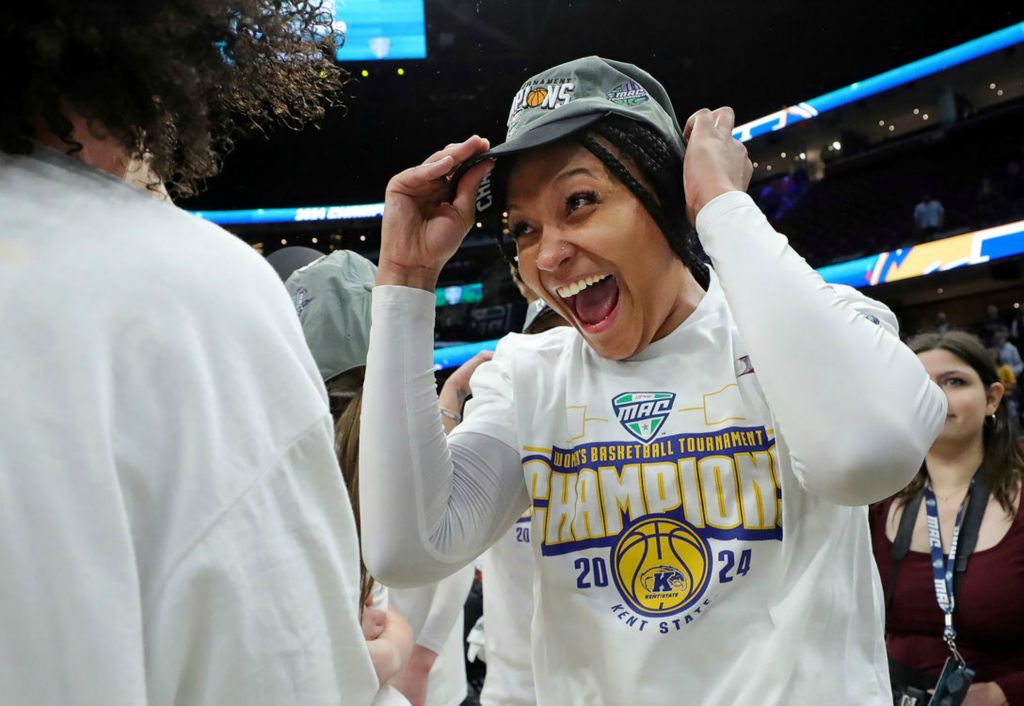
left=535, top=230, right=575, bottom=272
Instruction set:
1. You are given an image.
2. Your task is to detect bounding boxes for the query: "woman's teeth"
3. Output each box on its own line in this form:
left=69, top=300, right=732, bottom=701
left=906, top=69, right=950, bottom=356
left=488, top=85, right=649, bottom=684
left=557, top=274, right=609, bottom=299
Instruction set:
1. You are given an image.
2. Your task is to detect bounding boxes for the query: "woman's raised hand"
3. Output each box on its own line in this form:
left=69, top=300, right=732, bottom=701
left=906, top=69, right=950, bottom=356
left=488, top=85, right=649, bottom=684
left=682, top=107, right=753, bottom=225
left=378, top=136, right=494, bottom=291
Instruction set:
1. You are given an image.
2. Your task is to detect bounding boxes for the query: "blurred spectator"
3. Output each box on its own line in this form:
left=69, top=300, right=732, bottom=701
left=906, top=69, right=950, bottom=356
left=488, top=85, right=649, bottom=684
left=976, top=304, right=1008, bottom=346
left=994, top=328, right=1024, bottom=378
left=913, top=192, right=945, bottom=237
left=1011, top=308, right=1024, bottom=343
left=286, top=251, right=477, bottom=706
left=990, top=346, right=1020, bottom=427
left=935, top=311, right=953, bottom=333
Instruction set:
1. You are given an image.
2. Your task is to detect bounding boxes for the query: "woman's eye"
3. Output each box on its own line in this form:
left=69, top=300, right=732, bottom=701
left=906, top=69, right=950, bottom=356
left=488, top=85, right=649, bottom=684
left=509, top=221, right=533, bottom=239
left=566, top=191, right=597, bottom=214
left=944, top=378, right=964, bottom=387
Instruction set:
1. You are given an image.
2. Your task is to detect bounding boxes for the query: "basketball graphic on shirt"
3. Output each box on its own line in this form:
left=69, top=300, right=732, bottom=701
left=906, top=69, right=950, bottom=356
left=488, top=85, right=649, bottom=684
left=611, top=516, right=711, bottom=617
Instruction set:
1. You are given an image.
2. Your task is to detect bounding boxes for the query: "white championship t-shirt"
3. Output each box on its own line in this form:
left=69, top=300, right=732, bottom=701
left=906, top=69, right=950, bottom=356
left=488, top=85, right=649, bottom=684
left=360, top=191, right=948, bottom=705
left=480, top=514, right=536, bottom=706
left=0, top=147, right=378, bottom=706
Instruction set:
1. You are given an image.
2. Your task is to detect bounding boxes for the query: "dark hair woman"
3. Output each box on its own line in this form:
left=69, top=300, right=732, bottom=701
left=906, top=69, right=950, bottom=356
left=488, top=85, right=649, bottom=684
left=359, top=56, right=948, bottom=705
left=872, top=331, right=1024, bottom=706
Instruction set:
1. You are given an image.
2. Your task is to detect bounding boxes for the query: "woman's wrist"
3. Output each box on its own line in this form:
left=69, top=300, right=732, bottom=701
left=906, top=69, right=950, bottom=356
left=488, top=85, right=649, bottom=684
left=376, top=261, right=442, bottom=292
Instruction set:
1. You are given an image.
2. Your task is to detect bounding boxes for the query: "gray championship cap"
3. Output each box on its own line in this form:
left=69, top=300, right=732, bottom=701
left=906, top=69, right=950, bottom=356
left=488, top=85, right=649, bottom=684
left=284, top=250, right=377, bottom=383
left=266, top=245, right=325, bottom=282
left=451, top=56, right=685, bottom=227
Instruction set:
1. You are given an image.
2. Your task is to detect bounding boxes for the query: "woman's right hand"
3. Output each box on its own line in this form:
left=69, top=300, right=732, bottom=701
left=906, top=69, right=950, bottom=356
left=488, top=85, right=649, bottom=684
left=378, top=136, right=494, bottom=291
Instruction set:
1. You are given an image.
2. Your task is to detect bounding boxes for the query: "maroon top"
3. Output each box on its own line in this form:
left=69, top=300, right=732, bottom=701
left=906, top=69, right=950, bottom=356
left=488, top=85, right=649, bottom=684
left=870, top=497, right=1024, bottom=704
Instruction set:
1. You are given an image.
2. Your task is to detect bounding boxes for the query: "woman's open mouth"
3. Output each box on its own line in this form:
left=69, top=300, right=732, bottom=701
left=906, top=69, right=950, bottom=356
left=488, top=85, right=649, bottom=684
left=557, top=273, right=621, bottom=334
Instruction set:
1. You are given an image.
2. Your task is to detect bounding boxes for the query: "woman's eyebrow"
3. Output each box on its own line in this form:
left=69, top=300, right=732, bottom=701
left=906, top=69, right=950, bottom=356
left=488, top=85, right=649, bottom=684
left=553, top=166, right=596, bottom=184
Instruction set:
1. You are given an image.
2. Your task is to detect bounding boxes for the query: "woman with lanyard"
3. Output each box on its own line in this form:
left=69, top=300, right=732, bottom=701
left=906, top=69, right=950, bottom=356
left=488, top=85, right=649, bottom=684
left=871, top=331, right=1024, bottom=706
left=360, top=56, right=947, bottom=704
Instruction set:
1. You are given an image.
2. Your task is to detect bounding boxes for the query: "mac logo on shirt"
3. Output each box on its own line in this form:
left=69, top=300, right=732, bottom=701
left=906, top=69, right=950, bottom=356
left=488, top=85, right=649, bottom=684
left=612, top=392, right=675, bottom=444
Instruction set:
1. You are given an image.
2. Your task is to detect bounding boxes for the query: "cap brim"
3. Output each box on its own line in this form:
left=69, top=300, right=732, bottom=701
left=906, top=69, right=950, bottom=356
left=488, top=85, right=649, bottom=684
left=448, top=111, right=608, bottom=205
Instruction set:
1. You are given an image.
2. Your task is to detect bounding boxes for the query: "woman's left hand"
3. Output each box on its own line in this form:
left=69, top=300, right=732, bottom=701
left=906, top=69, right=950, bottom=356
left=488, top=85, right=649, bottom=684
left=962, top=681, right=1009, bottom=706
left=438, top=350, right=494, bottom=432
left=681, top=106, right=753, bottom=225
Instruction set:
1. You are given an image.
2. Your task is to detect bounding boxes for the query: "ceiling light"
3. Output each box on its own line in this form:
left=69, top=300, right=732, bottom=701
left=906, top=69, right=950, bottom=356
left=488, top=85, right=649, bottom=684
left=311, top=237, right=318, bottom=244
left=990, top=82, right=996, bottom=89
left=922, top=114, right=929, bottom=120
left=799, top=152, right=806, bottom=160
left=997, top=89, right=1004, bottom=96
left=361, top=69, right=369, bottom=78
left=879, top=120, right=885, bottom=126
left=832, top=141, right=842, bottom=150
left=913, top=108, right=920, bottom=115
left=359, top=235, right=367, bottom=242
left=889, top=125, right=895, bottom=132
left=280, top=239, right=287, bottom=245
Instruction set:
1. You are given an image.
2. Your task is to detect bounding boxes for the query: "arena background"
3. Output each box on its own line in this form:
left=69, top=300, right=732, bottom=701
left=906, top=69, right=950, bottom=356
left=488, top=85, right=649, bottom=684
left=178, top=1, right=1024, bottom=370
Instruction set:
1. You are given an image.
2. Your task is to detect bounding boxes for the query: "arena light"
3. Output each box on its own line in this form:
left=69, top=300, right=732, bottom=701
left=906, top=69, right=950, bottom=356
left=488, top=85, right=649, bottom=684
left=191, top=202, right=385, bottom=225
left=732, top=22, right=1024, bottom=143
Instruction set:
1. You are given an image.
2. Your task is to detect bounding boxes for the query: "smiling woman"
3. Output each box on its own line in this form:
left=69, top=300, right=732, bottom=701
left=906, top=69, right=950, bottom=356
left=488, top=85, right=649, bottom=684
left=871, top=331, right=1024, bottom=706
left=361, top=56, right=949, bottom=705
left=504, top=136, right=702, bottom=360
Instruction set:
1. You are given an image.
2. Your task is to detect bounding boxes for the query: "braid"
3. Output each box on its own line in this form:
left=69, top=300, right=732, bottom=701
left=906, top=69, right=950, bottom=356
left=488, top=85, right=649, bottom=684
left=580, top=116, right=709, bottom=289
left=490, top=115, right=709, bottom=289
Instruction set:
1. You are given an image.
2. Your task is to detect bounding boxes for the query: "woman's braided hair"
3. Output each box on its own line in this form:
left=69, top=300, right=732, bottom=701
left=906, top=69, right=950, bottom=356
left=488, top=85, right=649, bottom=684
left=494, top=114, right=710, bottom=289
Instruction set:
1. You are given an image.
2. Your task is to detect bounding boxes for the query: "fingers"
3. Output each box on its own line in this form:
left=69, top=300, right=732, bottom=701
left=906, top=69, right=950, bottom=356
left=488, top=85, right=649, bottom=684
left=683, top=107, right=736, bottom=142
left=683, top=108, right=709, bottom=143
left=421, top=135, right=490, bottom=169
left=389, top=136, right=491, bottom=199
left=450, top=158, right=495, bottom=232
left=710, top=106, right=735, bottom=132
left=387, top=156, right=457, bottom=198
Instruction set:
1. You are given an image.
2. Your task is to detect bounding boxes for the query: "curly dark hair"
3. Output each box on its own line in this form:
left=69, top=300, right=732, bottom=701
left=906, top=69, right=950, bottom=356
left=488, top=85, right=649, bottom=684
left=492, top=114, right=710, bottom=290
left=1, top=1, right=346, bottom=196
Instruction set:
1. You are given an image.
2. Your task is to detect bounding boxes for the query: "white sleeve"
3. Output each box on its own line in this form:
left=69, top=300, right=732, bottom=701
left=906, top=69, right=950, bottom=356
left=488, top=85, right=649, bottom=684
left=370, top=581, right=390, bottom=612
left=412, top=566, right=475, bottom=654
left=360, top=286, right=530, bottom=588
left=696, top=191, right=947, bottom=506
left=145, top=419, right=379, bottom=706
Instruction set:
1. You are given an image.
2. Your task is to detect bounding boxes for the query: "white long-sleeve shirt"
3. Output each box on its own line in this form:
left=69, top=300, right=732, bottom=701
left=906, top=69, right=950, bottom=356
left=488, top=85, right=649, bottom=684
left=360, top=191, right=947, bottom=705
left=0, top=147, right=378, bottom=706
left=388, top=567, right=474, bottom=706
